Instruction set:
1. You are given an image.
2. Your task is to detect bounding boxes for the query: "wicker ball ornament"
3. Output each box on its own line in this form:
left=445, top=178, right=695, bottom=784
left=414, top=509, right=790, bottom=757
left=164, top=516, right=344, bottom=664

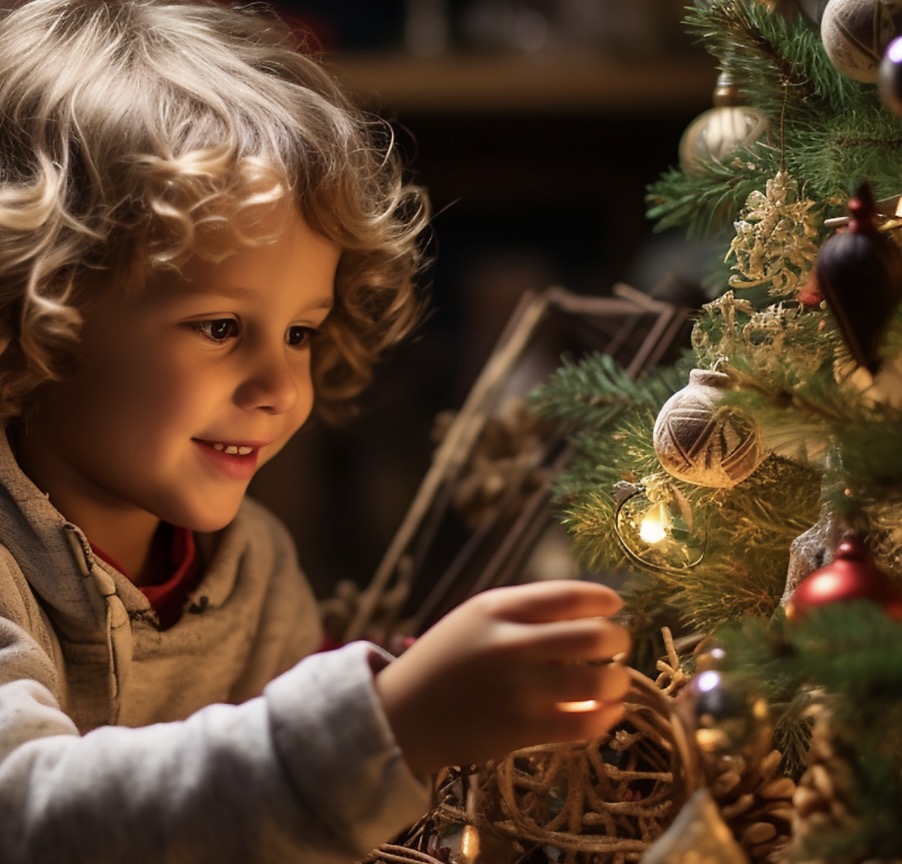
left=653, top=369, right=765, bottom=488
left=820, top=0, right=902, bottom=83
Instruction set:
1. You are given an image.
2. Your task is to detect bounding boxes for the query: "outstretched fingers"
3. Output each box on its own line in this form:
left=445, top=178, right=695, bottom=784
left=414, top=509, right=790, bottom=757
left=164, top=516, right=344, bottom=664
left=508, top=615, right=631, bottom=664
left=534, top=657, right=631, bottom=706
left=483, top=580, right=624, bottom=625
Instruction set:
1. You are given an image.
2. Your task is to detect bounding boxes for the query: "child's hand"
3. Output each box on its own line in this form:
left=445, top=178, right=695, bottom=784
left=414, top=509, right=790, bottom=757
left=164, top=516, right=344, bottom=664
left=375, top=580, right=631, bottom=776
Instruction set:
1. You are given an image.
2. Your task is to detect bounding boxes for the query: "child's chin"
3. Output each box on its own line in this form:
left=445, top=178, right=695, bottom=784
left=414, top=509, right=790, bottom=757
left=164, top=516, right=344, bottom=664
left=178, top=506, right=243, bottom=535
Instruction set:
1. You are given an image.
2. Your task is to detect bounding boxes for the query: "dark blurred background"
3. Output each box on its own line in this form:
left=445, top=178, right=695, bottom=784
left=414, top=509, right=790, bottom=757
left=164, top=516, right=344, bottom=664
left=248, top=0, right=717, bottom=599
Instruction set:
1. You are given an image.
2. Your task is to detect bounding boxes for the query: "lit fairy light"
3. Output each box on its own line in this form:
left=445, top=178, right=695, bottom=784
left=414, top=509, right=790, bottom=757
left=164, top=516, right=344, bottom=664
left=639, top=501, right=672, bottom=544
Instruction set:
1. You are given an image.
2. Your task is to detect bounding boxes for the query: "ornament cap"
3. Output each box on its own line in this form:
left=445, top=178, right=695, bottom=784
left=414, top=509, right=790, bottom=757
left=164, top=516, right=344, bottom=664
left=687, top=368, right=732, bottom=389
left=833, top=532, right=869, bottom=561
left=712, top=69, right=744, bottom=107
left=847, top=183, right=877, bottom=234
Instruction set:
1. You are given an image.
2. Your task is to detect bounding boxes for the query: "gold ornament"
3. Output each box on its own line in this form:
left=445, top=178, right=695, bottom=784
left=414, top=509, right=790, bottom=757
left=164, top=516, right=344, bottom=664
left=725, top=170, right=822, bottom=298
left=653, top=369, right=765, bottom=489
left=679, top=71, right=770, bottom=176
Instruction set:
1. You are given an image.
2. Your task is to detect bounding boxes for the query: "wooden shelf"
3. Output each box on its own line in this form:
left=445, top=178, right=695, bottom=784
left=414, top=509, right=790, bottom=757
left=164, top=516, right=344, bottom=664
left=329, top=51, right=716, bottom=116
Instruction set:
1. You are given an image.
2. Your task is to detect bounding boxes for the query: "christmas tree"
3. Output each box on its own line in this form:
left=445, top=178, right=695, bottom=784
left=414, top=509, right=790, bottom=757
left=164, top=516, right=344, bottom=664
left=364, top=1, right=902, bottom=861
left=534, top=0, right=902, bottom=860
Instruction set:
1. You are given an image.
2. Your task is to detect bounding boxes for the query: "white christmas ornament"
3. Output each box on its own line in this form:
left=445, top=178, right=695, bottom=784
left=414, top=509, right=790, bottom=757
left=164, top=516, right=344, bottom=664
left=653, top=369, right=765, bottom=488
left=820, top=0, right=902, bottom=83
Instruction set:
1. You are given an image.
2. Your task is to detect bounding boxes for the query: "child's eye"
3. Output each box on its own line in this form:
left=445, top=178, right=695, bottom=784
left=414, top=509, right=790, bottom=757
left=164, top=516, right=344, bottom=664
left=286, top=325, right=318, bottom=348
left=193, top=319, right=239, bottom=342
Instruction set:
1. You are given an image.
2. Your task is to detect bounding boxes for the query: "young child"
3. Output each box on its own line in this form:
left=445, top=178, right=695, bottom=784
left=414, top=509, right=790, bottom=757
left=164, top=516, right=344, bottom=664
left=0, top=1, right=632, bottom=861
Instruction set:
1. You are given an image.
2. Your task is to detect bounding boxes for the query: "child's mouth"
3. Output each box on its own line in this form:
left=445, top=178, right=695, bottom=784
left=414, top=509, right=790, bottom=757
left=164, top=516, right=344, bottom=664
left=209, top=442, right=255, bottom=456
left=194, top=439, right=261, bottom=480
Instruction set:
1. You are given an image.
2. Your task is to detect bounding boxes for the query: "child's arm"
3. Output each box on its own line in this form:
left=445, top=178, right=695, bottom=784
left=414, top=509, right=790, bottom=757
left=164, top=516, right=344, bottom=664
left=0, top=578, right=627, bottom=863
left=376, top=580, right=630, bottom=775
left=0, top=619, right=429, bottom=863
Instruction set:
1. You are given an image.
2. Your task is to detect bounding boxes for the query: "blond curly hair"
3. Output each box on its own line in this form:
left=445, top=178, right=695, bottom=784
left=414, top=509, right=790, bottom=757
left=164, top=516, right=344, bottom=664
left=0, top=0, right=429, bottom=422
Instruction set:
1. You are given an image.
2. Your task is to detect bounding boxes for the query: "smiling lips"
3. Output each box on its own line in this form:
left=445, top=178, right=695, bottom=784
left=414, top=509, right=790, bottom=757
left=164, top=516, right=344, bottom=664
left=195, top=439, right=262, bottom=480
left=210, top=442, right=254, bottom=456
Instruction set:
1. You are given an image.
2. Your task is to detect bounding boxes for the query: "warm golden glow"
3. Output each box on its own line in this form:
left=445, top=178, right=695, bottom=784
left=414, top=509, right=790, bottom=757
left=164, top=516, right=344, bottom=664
left=460, top=825, right=480, bottom=863
left=558, top=699, right=600, bottom=713
left=639, top=500, right=672, bottom=544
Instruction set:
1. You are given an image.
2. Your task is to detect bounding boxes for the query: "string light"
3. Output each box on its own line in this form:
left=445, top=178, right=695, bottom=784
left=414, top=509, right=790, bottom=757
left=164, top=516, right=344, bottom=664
left=613, top=477, right=706, bottom=574
left=639, top=500, right=673, bottom=544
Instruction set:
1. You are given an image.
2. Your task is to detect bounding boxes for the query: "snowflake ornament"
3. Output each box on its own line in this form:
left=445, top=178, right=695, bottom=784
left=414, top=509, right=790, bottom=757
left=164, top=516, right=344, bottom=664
left=726, top=170, right=821, bottom=298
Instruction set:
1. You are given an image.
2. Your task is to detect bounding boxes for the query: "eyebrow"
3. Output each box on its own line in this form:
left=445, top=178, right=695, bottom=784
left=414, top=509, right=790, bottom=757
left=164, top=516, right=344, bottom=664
left=179, top=282, right=335, bottom=311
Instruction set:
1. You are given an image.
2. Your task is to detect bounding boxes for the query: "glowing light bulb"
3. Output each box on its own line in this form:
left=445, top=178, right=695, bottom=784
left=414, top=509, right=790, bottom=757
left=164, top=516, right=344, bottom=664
left=639, top=501, right=672, bottom=544
left=460, top=825, right=480, bottom=863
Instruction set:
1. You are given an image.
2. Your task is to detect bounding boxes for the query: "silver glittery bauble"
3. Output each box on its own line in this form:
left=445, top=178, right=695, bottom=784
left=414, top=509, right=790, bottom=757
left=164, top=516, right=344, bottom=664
left=880, top=34, right=902, bottom=112
left=652, top=369, right=765, bottom=488
left=821, top=0, right=902, bottom=83
left=675, top=669, right=772, bottom=762
left=780, top=507, right=844, bottom=607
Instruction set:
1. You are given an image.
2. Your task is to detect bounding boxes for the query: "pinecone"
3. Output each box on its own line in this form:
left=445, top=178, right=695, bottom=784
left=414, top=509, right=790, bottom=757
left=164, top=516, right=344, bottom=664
left=790, top=708, right=859, bottom=861
left=707, top=748, right=796, bottom=863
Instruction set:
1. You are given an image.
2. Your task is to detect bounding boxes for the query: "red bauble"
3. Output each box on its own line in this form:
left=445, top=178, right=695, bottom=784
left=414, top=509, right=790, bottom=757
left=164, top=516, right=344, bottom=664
left=786, top=533, right=902, bottom=622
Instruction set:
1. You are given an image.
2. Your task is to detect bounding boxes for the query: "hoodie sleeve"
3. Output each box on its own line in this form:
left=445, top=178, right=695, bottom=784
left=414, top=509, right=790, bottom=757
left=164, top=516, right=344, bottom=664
left=0, top=619, right=430, bottom=863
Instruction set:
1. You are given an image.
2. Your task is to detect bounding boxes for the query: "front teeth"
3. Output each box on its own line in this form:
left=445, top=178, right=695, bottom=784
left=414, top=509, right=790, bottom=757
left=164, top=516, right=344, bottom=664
left=212, top=443, right=254, bottom=456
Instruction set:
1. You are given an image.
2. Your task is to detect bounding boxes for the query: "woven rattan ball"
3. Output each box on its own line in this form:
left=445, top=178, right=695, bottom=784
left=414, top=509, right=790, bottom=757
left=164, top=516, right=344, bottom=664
left=821, top=0, right=902, bottom=83
left=653, top=369, right=764, bottom=488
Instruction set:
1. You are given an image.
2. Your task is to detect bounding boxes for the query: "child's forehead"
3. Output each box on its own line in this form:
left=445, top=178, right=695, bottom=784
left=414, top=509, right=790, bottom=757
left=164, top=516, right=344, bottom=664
left=145, top=198, right=336, bottom=277
left=137, top=211, right=339, bottom=308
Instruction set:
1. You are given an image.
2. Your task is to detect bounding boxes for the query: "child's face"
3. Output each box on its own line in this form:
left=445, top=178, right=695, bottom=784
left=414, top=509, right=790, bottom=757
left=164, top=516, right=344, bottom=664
left=19, top=206, right=339, bottom=541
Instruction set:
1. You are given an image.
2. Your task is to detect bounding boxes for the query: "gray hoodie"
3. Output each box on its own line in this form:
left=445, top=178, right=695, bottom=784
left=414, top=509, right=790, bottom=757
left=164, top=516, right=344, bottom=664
left=0, top=433, right=428, bottom=862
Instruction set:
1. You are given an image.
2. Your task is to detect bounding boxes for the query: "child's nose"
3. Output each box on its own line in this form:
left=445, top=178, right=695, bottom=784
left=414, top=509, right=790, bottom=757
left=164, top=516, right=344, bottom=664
left=234, top=343, right=304, bottom=415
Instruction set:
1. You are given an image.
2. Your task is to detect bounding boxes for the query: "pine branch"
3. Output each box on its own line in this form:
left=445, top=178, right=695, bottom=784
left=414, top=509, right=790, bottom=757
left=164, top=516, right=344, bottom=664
left=648, top=1, right=902, bottom=239
left=684, top=0, right=820, bottom=104
left=717, top=603, right=902, bottom=788
left=530, top=351, right=692, bottom=429
left=647, top=149, right=783, bottom=236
